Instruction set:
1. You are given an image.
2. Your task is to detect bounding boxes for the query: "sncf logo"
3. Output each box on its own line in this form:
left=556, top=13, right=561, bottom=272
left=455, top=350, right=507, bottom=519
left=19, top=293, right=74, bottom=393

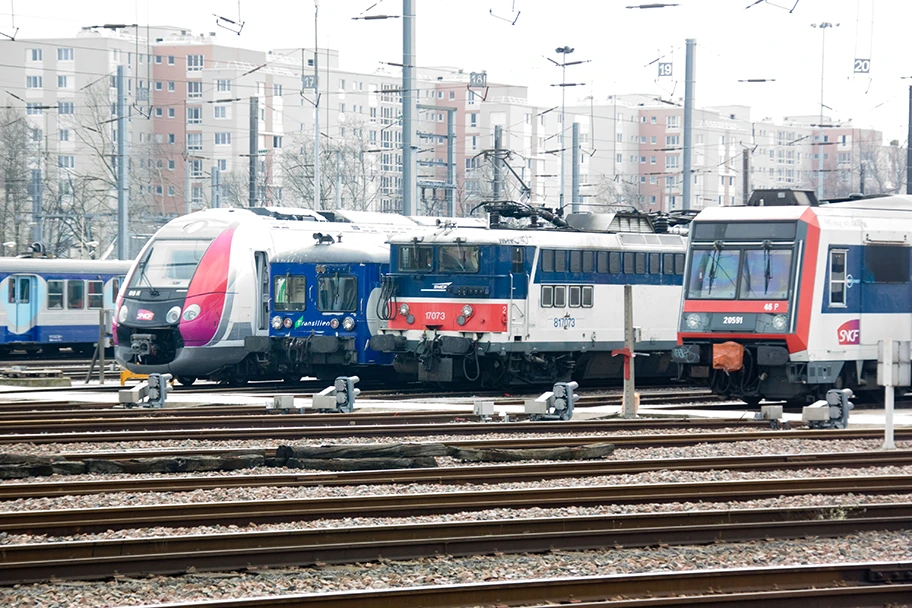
left=837, top=319, right=860, bottom=345
left=136, top=309, right=155, bottom=321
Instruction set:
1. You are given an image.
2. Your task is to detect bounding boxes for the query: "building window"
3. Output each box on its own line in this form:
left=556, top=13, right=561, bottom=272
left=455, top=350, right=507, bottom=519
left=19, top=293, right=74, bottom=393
left=273, top=84, right=283, bottom=96
left=666, top=115, right=680, bottom=129
left=187, top=54, right=204, bottom=71
left=155, top=55, right=162, bottom=64
left=57, top=75, right=69, bottom=88
left=168, top=81, right=175, bottom=92
left=57, top=155, right=74, bottom=168
left=272, top=135, right=283, bottom=148
left=216, top=79, right=231, bottom=92
left=26, top=75, right=42, bottom=88
left=59, top=129, right=69, bottom=141
left=217, top=159, right=227, bottom=171
left=155, top=81, right=163, bottom=91
left=155, top=108, right=163, bottom=117
left=168, top=133, right=176, bottom=144
left=167, top=108, right=175, bottom=118
left=29, top=48, right=42, bottom=61
left=187, top=107, right=202, bottom=124
left=188, top=133, right=202, bottom=150
left=155, top=185, right=163, bottom=195
left=57, top=48, right=74, bottom=61
left=168, top=185, right=175, bottom=196
left=190, top=159, right=203, bottom=178
left=214, top=132, right=230, bottom=145
left=214, top=105, right=227, bottom=119
left=58, top=101, right=74, bottom=114
left=187, top=81, right=203, bottom=98
left=168, top=55, right=174, bottom=65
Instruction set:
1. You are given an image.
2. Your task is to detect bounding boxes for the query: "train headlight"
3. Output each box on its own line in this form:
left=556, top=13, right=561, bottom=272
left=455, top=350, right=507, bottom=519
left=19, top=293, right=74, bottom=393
left=398, top=303, right=410, bottom=316
left=182, top=304, right=200, bottom=322
left=283, top=317, right=293, bottom=329
left=684, top=313, right=705, bottom=330
left=342, top=316, right=356, bottom=331
left=117, top=304, right=129, bottom=324
left=329, top=318, right=340, bottom=329
left=461, top=304, right=474, bottom=318
left=166, top=306, right=182, bottom=325
left=772, top=314, right=788, bottom=331
left=271, top=315, right=283, bottom=330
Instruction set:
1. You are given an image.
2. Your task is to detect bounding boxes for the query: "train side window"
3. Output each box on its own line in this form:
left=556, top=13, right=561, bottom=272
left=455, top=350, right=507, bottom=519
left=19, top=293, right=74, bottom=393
left=112, top=277, right=122, bottom=299
left=596, top=251, right=609, bottom=273
left=662, top=253, right=675, bottom=275
left=398, top=245, right=434, bottom=272
left=623, top=252, right=635, bottom=274
left=581, top=285, right=593, bottom=307
left=635, top=252, right=647, bottom=274
left=674, top=253, right=686, bottom=275
left=87, top=280, right=103, bottom=309
left=274, top=275, right=306, bottom=312
left=582, top=251, right=594, bottom=273
left=609, top=252, right=622, bottom=274
left=541, top=285, right=554, bottom=307
left=439, top=245, right=479, bottom=273
left=512, top=247, right=524, bottom=273
left=555, top=250, right=568, bottom=272
left=569, top=250, right=582, bottom=273
left=542, top=249, right=555, bottom=272
left=47, top=280, right=64, bottom=310
left=553, top=285, right=567, bottom=307
left=863, top=246, right=910, bottom=283
left=829, top=250, right=847, bottom=306
left=569, top=285, right=581, bottom=307
left=649, top=253, right=661, bottom=275
left=66, top=280, right=84, bottom=309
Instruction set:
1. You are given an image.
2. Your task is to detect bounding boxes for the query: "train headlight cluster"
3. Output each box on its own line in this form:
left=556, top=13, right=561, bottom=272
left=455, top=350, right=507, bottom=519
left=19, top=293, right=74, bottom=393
left=342, top=316, right=356, bottom=331
left=117, top=304, right=129, bottom=324
left=182, top=304, right=200, bottom=322
left=329, top=318, right=341, bottom=329
left=772, top=314, right=788, bottom=331
left=457, top=304, right=474, bottom=326
left=166, top=306, right=182, bottom=325
left=271, top=315, right=283, bottom=330
left=684, top=313, right=706, bottom=330
left=398, top=303, right=410, bottom=316
left=283, top=317, right=293, bottom=329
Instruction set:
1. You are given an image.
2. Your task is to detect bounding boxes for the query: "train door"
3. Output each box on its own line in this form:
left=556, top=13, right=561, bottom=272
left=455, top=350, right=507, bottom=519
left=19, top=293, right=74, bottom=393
left=509, top=246, right=527, bottom=338
left=254, top=251, right=268, bottom=332
left=7, top=275, right=38, bottom=342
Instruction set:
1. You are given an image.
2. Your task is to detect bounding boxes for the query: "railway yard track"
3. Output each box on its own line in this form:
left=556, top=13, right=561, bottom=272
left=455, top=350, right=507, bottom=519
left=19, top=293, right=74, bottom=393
left=0, top=386, right=910, bottom=606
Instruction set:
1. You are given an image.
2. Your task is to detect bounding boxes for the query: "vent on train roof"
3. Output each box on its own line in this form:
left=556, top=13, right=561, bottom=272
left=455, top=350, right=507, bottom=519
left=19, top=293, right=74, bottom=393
left=565, top=212, right=656, bottom=234
left=747, top=189, right=819, bottom=207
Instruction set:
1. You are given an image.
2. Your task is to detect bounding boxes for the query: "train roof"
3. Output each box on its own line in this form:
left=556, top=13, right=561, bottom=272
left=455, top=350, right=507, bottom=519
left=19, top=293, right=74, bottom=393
left=693, top=194, right=912, bottom=224
left=0, top=257, right=133, bottom=274
left=387, top=226, right=685, bottom=249
left=272, top=240, right=390, bottom=264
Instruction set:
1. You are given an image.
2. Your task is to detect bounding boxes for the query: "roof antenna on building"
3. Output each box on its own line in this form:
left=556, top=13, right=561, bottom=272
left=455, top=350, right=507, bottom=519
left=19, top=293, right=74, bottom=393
left=0, top=0, right=19, bottom=41
left=214, top=1, right=245, bottom=35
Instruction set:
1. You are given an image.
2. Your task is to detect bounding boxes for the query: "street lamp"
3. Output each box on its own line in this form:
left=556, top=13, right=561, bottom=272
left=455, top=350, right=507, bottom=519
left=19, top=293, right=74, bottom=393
left=811, top=21, right=839, bottom=200
left=548, top=46, right=588, bottom=211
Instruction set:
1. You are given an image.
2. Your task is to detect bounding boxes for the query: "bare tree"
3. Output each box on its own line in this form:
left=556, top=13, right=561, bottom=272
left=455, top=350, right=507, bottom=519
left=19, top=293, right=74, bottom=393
left=0, top=108, right=34, bottom=253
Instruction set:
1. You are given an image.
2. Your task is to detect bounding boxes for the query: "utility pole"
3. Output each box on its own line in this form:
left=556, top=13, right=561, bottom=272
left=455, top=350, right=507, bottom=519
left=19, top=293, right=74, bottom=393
left=859, top=160, right=865, bottom=195
left=334, top=148, right=341, bottom=210
left=907, top=85, right=912, bottom=195
left=116, top=64, right=128, bottom=260
left=249, top=96, right=258, bottom=207
left=493, top=125, right=503, bottom=200
left=549, top=46, right=587, bottom=211
left=401, top=0, right=416, bottom=216
left=682, top=38, right=695, bottom=211
left=813, top=22, right=838, bottom=201
left=742, top=147, right=750, bottom=204
left=211, top=165, right=221, bottom=208
left=571, top=121, right=580, bottom=212
left=313, top=1, right=321, bottom=211
left=446, top=106, right=455, bottom=216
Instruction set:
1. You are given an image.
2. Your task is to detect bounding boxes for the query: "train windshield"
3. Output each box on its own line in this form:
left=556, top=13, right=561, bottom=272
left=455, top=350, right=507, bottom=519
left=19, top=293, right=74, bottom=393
left=316, top=275, right=358, bottom=312
left=274, top=275, right=306, bottom=312
left=687, top=247, right=793, bottom=300
left=129, top=239, right=213, bottom=289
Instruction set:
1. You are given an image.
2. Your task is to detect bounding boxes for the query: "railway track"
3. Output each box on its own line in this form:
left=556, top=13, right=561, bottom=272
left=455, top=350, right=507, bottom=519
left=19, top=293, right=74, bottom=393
left=2, top=473, right=910, bottom=536
left=2, top=502, right=909, bottom=585
left=2, top=449, right=911, bottom=500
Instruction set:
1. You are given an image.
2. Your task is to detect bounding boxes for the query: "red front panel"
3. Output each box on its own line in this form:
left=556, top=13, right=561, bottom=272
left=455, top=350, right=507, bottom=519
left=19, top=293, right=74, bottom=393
left=388, top=300, right=508, bottom=332
left=683, top=300, right=789, bottom=314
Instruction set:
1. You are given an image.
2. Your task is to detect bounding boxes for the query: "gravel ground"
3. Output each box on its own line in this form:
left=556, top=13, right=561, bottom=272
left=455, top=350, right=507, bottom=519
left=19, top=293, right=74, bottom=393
left=2, top=529, right=910, bottom=608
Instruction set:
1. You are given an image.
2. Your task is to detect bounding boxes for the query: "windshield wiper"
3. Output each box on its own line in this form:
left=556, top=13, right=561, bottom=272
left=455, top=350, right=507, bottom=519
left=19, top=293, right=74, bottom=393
left=763, top=240, right=772, bottom=295
left=707, top=241, right=724, bottom=295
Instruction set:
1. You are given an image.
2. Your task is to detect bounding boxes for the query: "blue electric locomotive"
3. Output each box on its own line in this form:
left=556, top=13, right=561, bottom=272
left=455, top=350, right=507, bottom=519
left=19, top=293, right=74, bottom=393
left=262, top=232, right=396, bottom=382
left=1, top=254, right=131, bottom=355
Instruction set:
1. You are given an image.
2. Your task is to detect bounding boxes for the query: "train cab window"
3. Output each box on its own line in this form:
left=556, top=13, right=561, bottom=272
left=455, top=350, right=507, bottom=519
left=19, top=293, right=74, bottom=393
left=740, top=249, right=792, bottom=299
left=87, top=281, right=103, bottom=309
left=541, top=285, right=554, bottom=307
left=829, top=250, right=846, bottom=306
left=635, top=253, right=647, bottom=274
left=569, top=251, right=582, bottom=273
left=581, top=285, right=593, bottom=307
left=512, top=247, right=524, bottom=273
left=47, top=280, right=64, bottom=310
left=662, top=253, right=675, bottom=275
left=686, top=249, right=739, bottom=299
left=609, top=252, right=622, bottom=274
left=553, top=285, right=566, bottom=307
left=438, top=244, right=479, bottom=273
left=398, top=245, right=434, bottom=272
left=582, top=251, right=594, bottom=273
left=623, top=253, right=635, bottom=274
left=569, top=285, right=581, bottom=307
left=66, top=280, right=84, bottom=309
left=274, top=275, right=307, bottom=312
left=596, top=251, right=608, bottom=273
left=555, top=250, right=568, bottom=272
left=674, top=253, right=686, bottom=275
left=317, top=275, right=358, bottom=312
left=542, top=249, right=555, bottom=272
left=9, top=278, right=30, bottom=303
left=649, top=253, right=661, bottom=275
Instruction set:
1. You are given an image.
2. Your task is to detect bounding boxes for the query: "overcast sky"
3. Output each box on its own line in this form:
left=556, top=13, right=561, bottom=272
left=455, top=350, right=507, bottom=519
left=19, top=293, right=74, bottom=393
left=4, top=0, right=910, bottom=141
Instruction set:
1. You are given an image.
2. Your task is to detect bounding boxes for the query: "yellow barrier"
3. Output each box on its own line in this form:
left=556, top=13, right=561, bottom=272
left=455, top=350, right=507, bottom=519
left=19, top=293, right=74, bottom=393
left=120, top=369, right=149, bottom=386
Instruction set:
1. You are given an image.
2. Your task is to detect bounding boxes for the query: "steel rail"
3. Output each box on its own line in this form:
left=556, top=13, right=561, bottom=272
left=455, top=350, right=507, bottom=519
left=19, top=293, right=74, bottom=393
left=1, top=474, right=910, bottom=536
left=2, top=450, right=911, bottom=500
left=1, top=504, right=910, bottom=584
left=69, top=562, right=912, bottom=607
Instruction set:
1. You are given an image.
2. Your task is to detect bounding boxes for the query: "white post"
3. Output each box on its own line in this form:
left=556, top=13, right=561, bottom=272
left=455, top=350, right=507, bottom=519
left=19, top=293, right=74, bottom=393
left=881, top=339, right=896, bottom=450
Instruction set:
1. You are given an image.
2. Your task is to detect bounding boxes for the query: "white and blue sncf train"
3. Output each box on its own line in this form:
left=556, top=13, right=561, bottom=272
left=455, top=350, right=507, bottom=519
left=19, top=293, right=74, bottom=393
left=372, top=207, right=688, bottom=386
left=1, top=256, right=131, bottom=355
left=675, top=193, right=912, bottom=403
